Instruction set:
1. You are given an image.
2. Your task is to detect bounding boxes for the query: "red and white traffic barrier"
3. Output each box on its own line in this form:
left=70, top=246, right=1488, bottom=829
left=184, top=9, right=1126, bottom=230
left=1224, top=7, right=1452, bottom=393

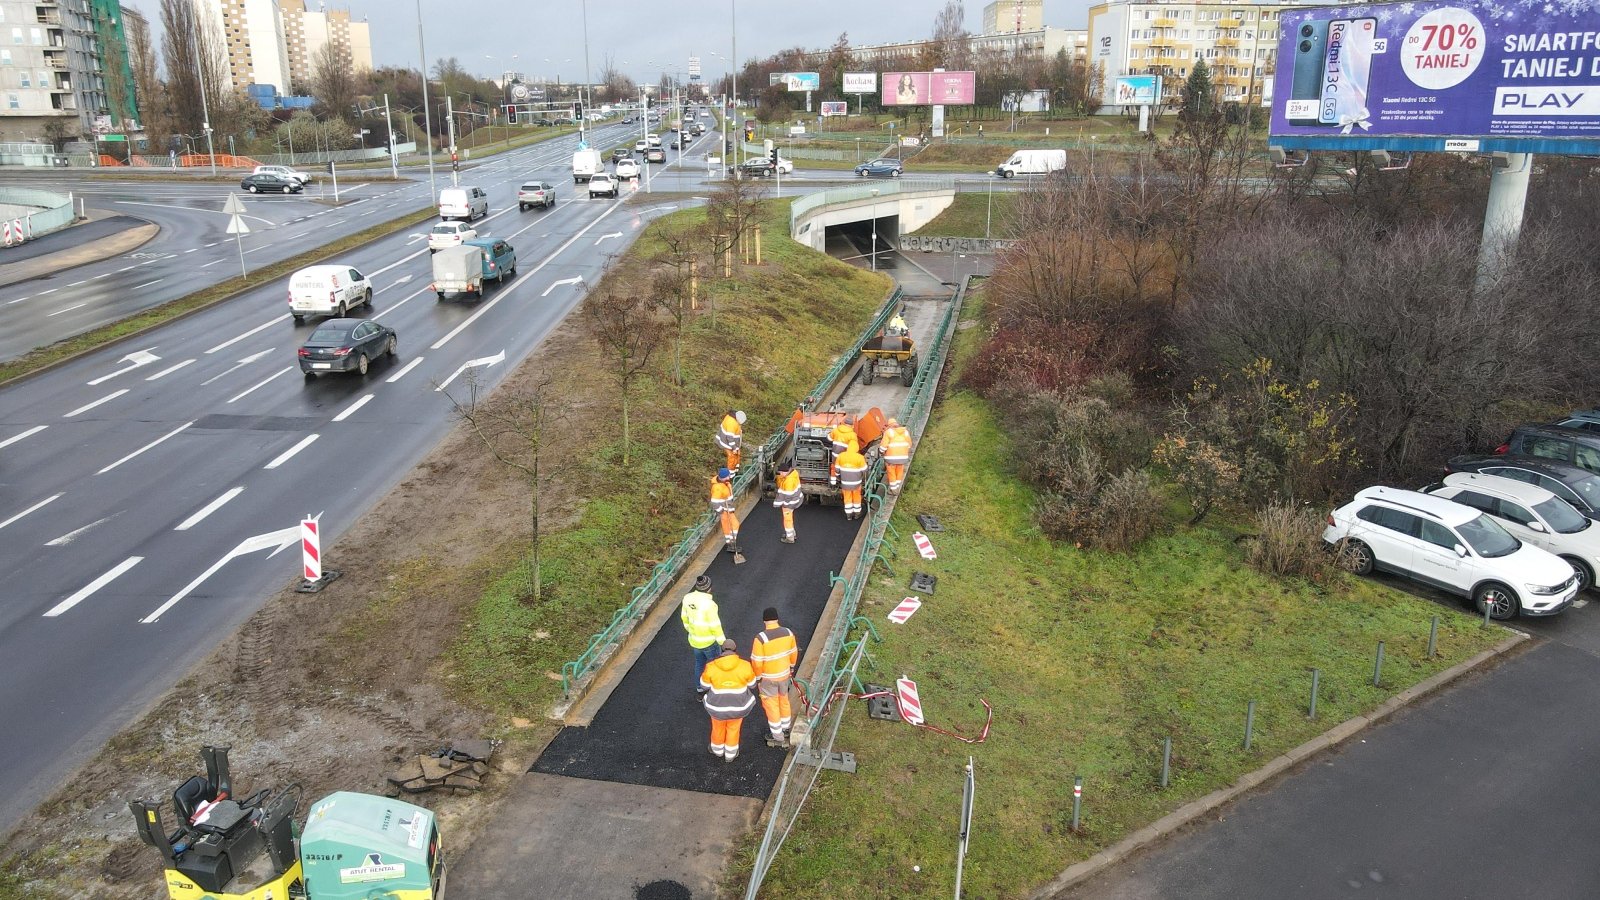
left=896, top=677, right=924, bottom=726
left=912, top=531, right=937, bottom=559
left=888, top=596, right=922, bottom=624
left=302, top=517, right=321, bottom=581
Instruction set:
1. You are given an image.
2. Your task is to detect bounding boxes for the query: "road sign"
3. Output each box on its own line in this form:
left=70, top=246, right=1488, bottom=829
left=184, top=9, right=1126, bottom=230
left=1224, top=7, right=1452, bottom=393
left=222, top=193, right=246, bottom=215
left=225, top=214, right=250, bottom=235
left=912, top=531, right=937, bottom=559
left=896, top=677, right=924, bottom=725
left=888, top=596, right=922, bottom=624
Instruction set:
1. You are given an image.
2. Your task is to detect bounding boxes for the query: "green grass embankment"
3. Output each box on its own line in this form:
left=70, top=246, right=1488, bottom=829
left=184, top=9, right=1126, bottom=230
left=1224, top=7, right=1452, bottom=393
left=911, top=192, right=1020, bottom=238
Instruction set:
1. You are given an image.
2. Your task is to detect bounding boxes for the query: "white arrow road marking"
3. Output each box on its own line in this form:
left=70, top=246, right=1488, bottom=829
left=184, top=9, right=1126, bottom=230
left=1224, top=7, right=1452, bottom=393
left=87, top=349, right=161, bottom=386
left=332, top=394, right=373, bottom=422
left=542, top=276, right=584, bottom=297
left=175, top=486, right=244, bottom=531
left=406, top=234, right=426, bottom=244
left=140, top=526, right=300, bottom=624
left=65, top=390, right=128, bottom=418
left=206, top=316, right=289, bottom=355
left=47, top=513, right=116, bottom=546
left=0, top=425, right=47, bottom=449
left=228, top=366, right=293, bottom=403
left=44, top=556, right=144, bottom=617
left=264, top=434, right=318, bottom=469
left=202, top=348, right=275, bottom=385
left=594, top=231, right=623, bottom=244
left=436, top=350, right=505, bottom=392
left=97, top=421, right=194, bottom=475
left=146, top=359, right=196, bottom=380
left=0, top=493, right=61, bottom=532
left=386, top=357, right=423, bottom=383
left=391, top=274, right=414, bottom=288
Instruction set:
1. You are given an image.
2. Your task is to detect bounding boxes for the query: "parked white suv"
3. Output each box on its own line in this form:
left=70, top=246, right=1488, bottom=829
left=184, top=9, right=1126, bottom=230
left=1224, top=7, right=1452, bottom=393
left=1425, top=472, right=1600, bottom=592
left=253, top=164, right=312, bottom=185
left=1323, top=486, right=1579, bottom=620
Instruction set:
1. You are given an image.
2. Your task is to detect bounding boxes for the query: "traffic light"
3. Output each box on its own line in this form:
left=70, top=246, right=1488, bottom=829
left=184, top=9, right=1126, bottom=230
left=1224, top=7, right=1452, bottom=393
left=744, top=121, right=754, bottom=141
left=765, top=139, right=777, bottom=166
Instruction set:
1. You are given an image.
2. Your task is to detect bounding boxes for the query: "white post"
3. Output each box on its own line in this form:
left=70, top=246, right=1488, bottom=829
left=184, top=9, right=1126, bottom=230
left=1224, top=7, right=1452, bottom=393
left=235, top=227, right=246, bottom=279
left=416, top=0, right=437, bottom=198
left=331, top=161, right=340, bottom=203
left=384, top=93, right=398, bottom=179
left=1138, top=103, right=1149, bottom=133
left=446, top=94, right=458, bottom=187
left=188, top=7, right=217, bottom=175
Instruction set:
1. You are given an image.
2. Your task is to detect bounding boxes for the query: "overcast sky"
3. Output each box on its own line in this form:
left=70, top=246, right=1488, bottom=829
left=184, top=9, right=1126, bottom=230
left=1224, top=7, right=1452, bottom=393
left=130, top=1, right=1096, bottom=83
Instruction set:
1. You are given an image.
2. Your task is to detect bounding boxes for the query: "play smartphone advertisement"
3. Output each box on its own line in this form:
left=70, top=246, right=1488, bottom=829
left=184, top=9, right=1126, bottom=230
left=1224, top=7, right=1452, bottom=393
left=1271, top=0, right=1600, bottom=148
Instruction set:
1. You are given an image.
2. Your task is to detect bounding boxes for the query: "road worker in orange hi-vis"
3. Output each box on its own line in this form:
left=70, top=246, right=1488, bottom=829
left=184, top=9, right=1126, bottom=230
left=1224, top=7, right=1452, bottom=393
left=772, top=463, right=802, bottom=544
left=835, top=441, right=868, bottom=521
left=711, top=467, right=738, bottom=551
left=700, top=639, right=758, bottom=761
left=717, top=410, right=746, bottom=472
left=751, top=607, right=800, bottom=748
left=881, top=418, right=912, bottom=494
left=828, top=417, right=857, bottom=486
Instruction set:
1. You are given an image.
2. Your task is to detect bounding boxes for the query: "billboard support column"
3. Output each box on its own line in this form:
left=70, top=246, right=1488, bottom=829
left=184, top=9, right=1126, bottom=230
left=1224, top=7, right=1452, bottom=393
left=932, top=67, right=945, bottom=139
left=1476, top=152, right=1531, bottom=287
left=1138, top=104, right=1149, bottom=134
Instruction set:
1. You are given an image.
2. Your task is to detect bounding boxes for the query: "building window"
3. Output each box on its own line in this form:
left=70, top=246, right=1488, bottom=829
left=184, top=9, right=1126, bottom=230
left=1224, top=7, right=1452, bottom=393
left=31, top=27, right=42, bottom=45
left=10, top=28, right=20, bottom=44
left=39, top=70, right=47, bottom=87
left=7, top=92, right=17, bottom=109
left=0, top=50, right=8, bottom=65
left=18, top=71, right=28, bottom=87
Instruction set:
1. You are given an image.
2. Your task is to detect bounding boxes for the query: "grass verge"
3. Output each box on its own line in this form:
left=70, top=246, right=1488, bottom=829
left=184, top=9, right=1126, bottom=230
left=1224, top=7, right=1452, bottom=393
left=0, top=205, right=435, bottom=386
left=735, top=290, right=1506, bottom=899
left=445, top=197, right=893, bottom=716
left=911, top=192, right=1020, bottom=239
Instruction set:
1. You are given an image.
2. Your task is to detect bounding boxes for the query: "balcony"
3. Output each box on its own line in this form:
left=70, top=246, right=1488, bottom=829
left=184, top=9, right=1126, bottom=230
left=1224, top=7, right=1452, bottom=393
left=1154, top=17, right=1176, bottom=27
left=1220, top=17, right=1242, bottom=27
left=36, top=12, right=60, bottom=25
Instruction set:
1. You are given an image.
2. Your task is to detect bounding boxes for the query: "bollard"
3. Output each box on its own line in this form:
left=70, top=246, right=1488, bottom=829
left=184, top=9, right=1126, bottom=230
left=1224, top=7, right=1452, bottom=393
left=1243, top=700, right=1256, bottom=751
left=1482, top=596, right=1493, bottom=627
left=1071, top=776, right=1082, bottom=832
left=1427, top=615, right=1439, bottom=659
left=1309, top=668, right=1320, bottom=720
left=1159, top=737, right=1172, bottom=789
left=1373, top=641, right=1386, bottom=687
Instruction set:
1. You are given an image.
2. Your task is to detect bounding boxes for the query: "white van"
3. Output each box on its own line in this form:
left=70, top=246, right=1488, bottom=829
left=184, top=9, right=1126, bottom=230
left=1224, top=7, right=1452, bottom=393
left=572, top=148, right=605, bottom=184
left=995, top=148, right=1067, bottom=178
left=288, top=264, right=374, bottom=324
left=438, top=186, right=488, bottom=220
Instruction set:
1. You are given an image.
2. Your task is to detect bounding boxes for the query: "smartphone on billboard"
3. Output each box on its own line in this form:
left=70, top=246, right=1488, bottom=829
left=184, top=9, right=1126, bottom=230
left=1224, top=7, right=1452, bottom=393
left=1320, top=17, right=1376, bottom=125
left=1286, top=19, right=1328, bottom=125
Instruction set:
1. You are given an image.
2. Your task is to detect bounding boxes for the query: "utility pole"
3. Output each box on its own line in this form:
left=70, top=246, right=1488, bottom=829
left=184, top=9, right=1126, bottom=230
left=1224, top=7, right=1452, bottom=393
left=384, top=93, right=398, bottom=179
left=187, top=6, right=217, bottom=175
left=415, top=0, right=437, bottom=198
left=730, top=0, right=738, bottom=167
left=446, top=94, right=459, bottom=187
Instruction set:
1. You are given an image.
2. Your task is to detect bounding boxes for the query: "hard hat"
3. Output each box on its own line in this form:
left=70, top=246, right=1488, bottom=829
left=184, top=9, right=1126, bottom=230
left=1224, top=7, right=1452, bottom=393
left=887, top=418, right=899, bottom=427
left=717, top=467, right=732, bottom=481
left=734, top=410, right=746, bottom=425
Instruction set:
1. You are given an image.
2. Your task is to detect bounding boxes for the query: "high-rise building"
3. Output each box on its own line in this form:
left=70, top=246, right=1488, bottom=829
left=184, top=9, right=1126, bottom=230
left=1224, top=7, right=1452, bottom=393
left=281, top=2, right=371, bottom=95
left=983, top=0, right=1044, bottom=35
left=200, top=0, right=293, bottom=94
left=0, top=0, right=129, bottom=141
left=88, top=0, right=138, bottom=130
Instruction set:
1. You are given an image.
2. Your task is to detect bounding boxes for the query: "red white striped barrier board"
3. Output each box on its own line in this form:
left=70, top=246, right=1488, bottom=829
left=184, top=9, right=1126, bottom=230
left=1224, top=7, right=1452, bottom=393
left=888, top=596, right=922, bottom=624
left=912, top=531, right=937, bottom=559
left=896, top=677, right=924, bottom=726
left=301, top=517, right=321, bottom=580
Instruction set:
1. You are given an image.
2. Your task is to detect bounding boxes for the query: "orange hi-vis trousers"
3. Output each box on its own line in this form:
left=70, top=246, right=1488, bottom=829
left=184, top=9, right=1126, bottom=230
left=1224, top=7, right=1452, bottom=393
left=720, top=509, right=738, bottom=543
left=725, top=447, right=741, bottom=471
left=886, top=463, right=906, bottom=491
left=710, top=716, right=744, bottom=759
left=781, top=507, right=795, bottom=539
left=760, top=678, right=793, bottom=737
left=842, top=488, right=863, bottom=514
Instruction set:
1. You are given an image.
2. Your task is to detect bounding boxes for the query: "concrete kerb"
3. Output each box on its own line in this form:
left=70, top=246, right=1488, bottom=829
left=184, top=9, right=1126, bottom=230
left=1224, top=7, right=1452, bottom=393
left=1029, top=629, right=1532, bottom=900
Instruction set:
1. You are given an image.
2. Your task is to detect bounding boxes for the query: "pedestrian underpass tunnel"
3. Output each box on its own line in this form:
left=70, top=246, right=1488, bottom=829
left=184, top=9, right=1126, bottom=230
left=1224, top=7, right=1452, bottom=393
left=826, top=216, right=900, bottom=270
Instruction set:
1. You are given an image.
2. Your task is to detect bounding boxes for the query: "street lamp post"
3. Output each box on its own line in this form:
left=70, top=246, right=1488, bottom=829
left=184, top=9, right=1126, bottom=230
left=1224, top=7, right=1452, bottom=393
left=186, top=6, right=217, bottom=174
left=729, top=0, right=739, bottom=167
left=415, top=0, right=437, bottom=198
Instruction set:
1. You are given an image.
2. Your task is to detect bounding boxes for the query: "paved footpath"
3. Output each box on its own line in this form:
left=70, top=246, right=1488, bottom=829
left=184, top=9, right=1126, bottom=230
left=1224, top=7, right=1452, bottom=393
left=1061, top=598, right=1600, bottom=900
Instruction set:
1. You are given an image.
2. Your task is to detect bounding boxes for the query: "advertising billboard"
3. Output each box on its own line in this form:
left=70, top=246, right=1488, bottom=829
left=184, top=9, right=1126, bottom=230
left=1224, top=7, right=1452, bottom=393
left=1113, top=76, right=1161, bottom=106
left=882, top=71, right=977, bottom=106
left=688, top=56, right=701, bottom=81
left=1271, top=0, right=1600, bottom=153
left=770, top=72, right=820, bottom=92
left=844, top=72, right=878, bottom=94
left=821, top=101, right=850, bottom=116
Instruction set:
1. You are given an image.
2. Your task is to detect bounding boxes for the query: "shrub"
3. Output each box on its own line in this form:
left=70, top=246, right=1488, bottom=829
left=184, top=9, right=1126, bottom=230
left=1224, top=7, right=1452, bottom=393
left=1245, top=501, right=1334, bottom=581
left=1096, top=469, right=1165, bottom=551
left=1152, top=434, right=1244, bottom=525
left=1034, top=457, right=1164, bottom=552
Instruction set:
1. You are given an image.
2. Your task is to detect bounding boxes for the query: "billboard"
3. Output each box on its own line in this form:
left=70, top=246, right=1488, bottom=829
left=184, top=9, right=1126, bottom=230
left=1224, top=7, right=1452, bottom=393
left=1271, top=0, right=1600, bottom=153
left=1113, top=75, right=1161, bottom=106
left=821, top=101, right=849, bottom=116
left=688, top=56, right=701, bottom=81
left=769, top=72, right=820, bottom=92
left=882, top=71, right=977, bottom=106
left=843, top=72, right=878, bottom=94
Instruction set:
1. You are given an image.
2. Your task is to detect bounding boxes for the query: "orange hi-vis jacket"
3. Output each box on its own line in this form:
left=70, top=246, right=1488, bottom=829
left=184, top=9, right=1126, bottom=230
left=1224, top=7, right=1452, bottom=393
left=710, top=476, right=734, bottom=512
left=883, top=425, right=912, bottom=465
left=836, top=448, right=868, bottom=490
left=751, top=625, right=799, bottom=681
left=773, top=469, right=802, bottom=509
left=830, top=423, right=857, bottom=457
left=716, top=413, right=743, bottom=452
left=700, top=653, right=758, bottom=719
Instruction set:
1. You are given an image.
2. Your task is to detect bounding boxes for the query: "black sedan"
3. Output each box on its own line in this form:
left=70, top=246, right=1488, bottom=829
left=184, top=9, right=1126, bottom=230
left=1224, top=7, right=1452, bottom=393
left=299, top=318, right=396, bottom=378
left=855, top=157, right=903, bottom=178
left=1446, top=454, right=1600, bottom=520
left=241, top=172, right=303, bottom=194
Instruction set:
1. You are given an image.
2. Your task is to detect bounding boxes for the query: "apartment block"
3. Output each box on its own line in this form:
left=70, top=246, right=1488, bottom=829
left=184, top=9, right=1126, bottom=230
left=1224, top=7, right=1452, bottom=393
left=281, top=2, right=371, bottom=95
left=826, top=26, right=1088, bottom=67
left=0, top=0, right=120, bottom=141
left=983, top=0, right=1044, bottom=35
left=201, top=0, right=292, bottom=93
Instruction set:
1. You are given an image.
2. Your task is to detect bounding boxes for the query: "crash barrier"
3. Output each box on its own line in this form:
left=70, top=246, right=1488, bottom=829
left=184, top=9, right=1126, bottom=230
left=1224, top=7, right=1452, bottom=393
left=556, top=286, right=908, bottom=705
left=789, top=178, right=959, bottom=235
left=899, top=235, right=1019, bottom=255
left=0, top=187, right=74, bottom=246
left=744, top=275, right=973, bottom=897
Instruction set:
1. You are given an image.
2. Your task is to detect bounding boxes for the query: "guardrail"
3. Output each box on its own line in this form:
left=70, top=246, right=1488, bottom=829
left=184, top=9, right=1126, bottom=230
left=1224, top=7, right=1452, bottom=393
left=557, top=285, right=906, bottom=703
left=789, top=179, right=958, bottom=233
left=0, top=187, right=75, bottom=245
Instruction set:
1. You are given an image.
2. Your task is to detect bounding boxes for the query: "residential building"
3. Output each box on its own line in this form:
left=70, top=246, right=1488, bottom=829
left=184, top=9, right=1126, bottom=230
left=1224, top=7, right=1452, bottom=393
left=0, top=0, right=122, bottom=141
left=813, top=27, right=1088, bottom=67
left=1087, top=0, right=1324, bottom=111
left=200, top=0, right=292, bottom=94
left=88, top=0, right=137, bottom=130
left=983, top=0, right=1044, bottom=35
left=281, top=2, right=372, bottom=93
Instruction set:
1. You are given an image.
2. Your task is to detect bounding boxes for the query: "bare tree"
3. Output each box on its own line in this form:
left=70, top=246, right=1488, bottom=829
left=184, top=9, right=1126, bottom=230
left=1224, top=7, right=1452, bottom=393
left=931, top=1, right=971, bottom=71
left=160, top=0, right=227, bottom=142
left=311, top=41, right=357, bottom=121
left=705, top=176, right=768, bottom=285
left=598, top=52, right=636, bottom=103
left=651, top=221, right=711, bottom=384
left=585, top=291, right=662, bottom=465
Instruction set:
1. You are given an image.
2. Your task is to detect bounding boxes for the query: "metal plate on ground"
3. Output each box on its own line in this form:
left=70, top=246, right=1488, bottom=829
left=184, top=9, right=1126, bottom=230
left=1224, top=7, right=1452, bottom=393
left=865, top=683, right=898, bottom=721
left=916, top=514, right=944, bottom=532
left=910, top=572, right=937, bottom=594
left=793, top=749, right=857, bottom=773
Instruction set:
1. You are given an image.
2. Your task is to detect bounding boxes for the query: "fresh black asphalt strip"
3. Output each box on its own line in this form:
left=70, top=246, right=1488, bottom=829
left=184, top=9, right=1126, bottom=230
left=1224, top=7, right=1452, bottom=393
left=0, top=215, right=149, bottom=265
left=532, top=500, right=863, bottom=798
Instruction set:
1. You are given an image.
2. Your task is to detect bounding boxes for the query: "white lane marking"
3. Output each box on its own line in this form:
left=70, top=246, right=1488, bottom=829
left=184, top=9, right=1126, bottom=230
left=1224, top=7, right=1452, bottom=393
left=542, top=276, right=582, bottom=297
left=184, top=247, right=198, bottom=253
left=36, top=288, right=56, bottom=295
left=87, top=349, right=161, bottom=386
left=264, top=434, right=318, bottom=469
left=5, top=296, right=26, bottom=305
left=206, top=315, right=289, bottom=355
left=205, top=242, right=219, bottom=247
left=430, top=199, right=623, bottom=350
left=118, top=265, right=136, bottom=272
left=332, top=394, right=374, bottom=422
left=97, top=421, right=194, bottom=474
left=201, top=259, right=224, bottom=268
left=64, top=389, right=128, bottom=418
left=202, top=347, right=274, bottom=384
left=46, top=514, right=114, bottom=546
left=0, top=424, right=47, bottom=449
left=115, top=200, right=277, bottom=227
left=175, top=486, right=244, bottom=531
left=146, top=358, right=196, bottom=380
left=227, top=365, right=293, bottom=403
left=140, top=526, right=300, bottom=623
left=46, top=303, right=89, bottom=317
left=385, top=357, right=423, bottom=383
left=0, top=493, right=62, bottom=532
left=93, top=273, right=111, bottom=279
left=67, top=280, right=86, bottom=287
left=44, top=556, right=144, bottom=617
left=132, top=279, right=163, bottom=290
left=379, top=286, right=428, bottom=317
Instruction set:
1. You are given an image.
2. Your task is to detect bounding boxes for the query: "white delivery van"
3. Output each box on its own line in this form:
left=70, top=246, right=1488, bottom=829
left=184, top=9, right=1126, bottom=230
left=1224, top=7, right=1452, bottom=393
left=995, top=149, right=1067, bottom=178
left=438, top=186, right=488, bottom=220
left=572, top=148, right=605, bottom=184
left=288, top=264, right=373, bottom=323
